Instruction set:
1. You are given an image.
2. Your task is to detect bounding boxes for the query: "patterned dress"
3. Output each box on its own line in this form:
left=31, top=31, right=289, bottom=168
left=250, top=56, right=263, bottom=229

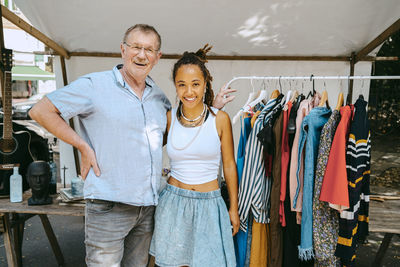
left=313, top=110, right=341, bottom=266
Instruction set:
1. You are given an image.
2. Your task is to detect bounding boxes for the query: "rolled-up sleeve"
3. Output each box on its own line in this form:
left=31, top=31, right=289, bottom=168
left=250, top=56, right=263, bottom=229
left=47, top=76, right=94, bottom=120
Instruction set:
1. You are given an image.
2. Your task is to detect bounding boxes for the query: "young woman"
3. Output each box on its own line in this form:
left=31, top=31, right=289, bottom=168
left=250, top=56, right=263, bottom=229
left=149, top=45, right=239, bottom=267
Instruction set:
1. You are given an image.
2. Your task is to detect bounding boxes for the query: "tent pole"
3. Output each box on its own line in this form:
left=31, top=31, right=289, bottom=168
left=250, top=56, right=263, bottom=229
left=67, top=52, right=398, bottom=62
left=60, top=56, right=81, bottom=177
left=348, top=52, right=356, bottom=102
left=0, top=5, right=70, bottom=59
left=355, top=18, right=400, bottom=62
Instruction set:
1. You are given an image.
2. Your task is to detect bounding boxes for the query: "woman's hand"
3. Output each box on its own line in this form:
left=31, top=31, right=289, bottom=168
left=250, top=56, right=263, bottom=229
left=213, top=84, right=236, bottom=109
left=229, top=208, right=240, bottom=236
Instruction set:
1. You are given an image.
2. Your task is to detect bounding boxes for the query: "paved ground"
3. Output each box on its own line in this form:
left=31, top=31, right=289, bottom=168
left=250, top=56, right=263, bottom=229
left=355, top=131, right=400, bottom=267
left=1, top=132, right=400, bottom=267
left=0, top=215, right=85, bottom=267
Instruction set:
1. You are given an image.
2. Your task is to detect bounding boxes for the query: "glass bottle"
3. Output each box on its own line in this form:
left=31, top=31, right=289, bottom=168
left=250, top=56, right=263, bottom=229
left=10, top=166, right=23, bottom=202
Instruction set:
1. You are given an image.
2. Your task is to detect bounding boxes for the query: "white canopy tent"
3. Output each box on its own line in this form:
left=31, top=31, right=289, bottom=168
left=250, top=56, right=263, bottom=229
left=5, top=0, right=400, bottom=182
left=12, top=0, right=400, bottom=56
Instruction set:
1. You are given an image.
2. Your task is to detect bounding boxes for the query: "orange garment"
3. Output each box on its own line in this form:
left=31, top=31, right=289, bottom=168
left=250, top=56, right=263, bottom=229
left=320, top=105, right=354, bottom=211
left=251, top=110, right=261, bottom=128
left=249, top=221, right=270, bottom=267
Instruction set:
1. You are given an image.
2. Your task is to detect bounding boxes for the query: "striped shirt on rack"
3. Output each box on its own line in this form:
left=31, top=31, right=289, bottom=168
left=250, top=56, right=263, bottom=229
left=335, top=97, right=371, bottom=266
left=238, top=97, right=280, bottom=231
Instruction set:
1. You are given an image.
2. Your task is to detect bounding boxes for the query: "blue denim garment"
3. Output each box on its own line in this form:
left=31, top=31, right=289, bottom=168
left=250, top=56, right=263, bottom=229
left=235, top=117, right=252, bottom=267
left=150, top=184, right=236, bottom=267
left=47, top=65, right=171, bottom=206
left=295, top=107, right=331, bottom=260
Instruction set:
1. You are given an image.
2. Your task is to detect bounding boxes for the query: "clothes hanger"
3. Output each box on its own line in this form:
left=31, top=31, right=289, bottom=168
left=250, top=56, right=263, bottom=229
left=288, top=80, right=298, bottom=103
left=232, top=79, right=258, bottom=124
left=290, top=90, right=298, bottom=103
left=287, top=80, right=304, bottom=134
left=335, top=79, right=344, bottom=111
left=246, top=79, right=268, bottom=107
left=245, top=79, right=259, bottom=104
left=261, top=79, right=270, bottom=102
left=269, top=76, right=280, bottom=100
left=233, top=80, right=268, bottom=124
left=270, top=89, right=280, bottom=100
left=299, top=79, right=305, bottom=97
left=335, top=92, right=344, bottom=110
left=284, top=80, right=292, bottom=105
left=318, top=81, right=329, bottom=108
left=359, top=78, right=365, bottom=100
left=305, top=74, right=316, bottom=99
left=345, top=76, right=351, bottom=105
left=319, top=90, right=329, bottom=107
left=248, top=89, right=268, bottom=107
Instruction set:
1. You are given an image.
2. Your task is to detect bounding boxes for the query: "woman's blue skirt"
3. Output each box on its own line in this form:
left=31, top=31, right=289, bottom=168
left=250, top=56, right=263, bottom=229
left=150, top=184, right=236, bottom=267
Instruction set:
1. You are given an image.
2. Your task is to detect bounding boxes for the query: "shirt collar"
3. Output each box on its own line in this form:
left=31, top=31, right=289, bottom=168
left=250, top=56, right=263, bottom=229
left=113, top=64, right=154, bottom=88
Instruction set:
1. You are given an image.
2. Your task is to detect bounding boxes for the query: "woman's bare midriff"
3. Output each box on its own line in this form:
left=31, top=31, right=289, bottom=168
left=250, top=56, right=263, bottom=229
left=168, top=177, right=219, bottom=192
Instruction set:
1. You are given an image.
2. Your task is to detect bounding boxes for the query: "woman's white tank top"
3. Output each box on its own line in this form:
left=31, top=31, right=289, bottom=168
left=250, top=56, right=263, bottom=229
left=166, top=107, right=221, bottom=185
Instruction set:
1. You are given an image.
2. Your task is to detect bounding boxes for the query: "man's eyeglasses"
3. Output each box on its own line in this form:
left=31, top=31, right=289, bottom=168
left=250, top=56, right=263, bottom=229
left=124, top=42, right=158, bottom=56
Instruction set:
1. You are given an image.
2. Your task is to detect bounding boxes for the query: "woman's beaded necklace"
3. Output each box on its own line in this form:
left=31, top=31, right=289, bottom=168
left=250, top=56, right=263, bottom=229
left=170, top=104, right=207, bottom=150
left=180, top=103, right=206, bottom=122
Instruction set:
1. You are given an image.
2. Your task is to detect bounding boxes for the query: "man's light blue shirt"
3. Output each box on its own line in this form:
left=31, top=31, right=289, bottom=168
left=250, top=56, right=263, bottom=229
left=47, top=65, right=171, bottom=206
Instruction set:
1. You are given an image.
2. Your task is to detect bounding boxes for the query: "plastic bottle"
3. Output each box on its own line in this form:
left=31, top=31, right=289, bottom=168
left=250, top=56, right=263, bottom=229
left=10, top=166, right=23, bottom=202
left=48, top=148, right=57, bottom=194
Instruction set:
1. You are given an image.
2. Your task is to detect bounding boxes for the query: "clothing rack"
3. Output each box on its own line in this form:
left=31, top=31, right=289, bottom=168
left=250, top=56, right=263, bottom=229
left=224, top=75, right=400, bottom=90
left=218, top=74, right=400, bottom=180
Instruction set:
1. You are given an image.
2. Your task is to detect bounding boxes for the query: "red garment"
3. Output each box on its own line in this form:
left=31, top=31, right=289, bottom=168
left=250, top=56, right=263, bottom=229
left=279, top=101, right=292, bottom=227
left=319, top=105, right=354, bottom=211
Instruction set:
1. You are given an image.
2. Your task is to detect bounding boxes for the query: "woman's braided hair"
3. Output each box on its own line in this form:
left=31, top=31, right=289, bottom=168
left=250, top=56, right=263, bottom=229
left=172, top=44, right=215, bottom=117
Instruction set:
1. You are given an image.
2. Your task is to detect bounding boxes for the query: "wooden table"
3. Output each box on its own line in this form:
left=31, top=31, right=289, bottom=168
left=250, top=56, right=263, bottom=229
left=369, top=196, right=400, bottom=266
left=1, top=193, right=398, bottom=266
left=0, top=194, right=84, bottom=267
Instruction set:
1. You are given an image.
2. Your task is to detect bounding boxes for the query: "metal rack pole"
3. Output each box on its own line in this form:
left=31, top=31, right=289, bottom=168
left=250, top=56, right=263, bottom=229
left=224, top=75, right=400, bottom=90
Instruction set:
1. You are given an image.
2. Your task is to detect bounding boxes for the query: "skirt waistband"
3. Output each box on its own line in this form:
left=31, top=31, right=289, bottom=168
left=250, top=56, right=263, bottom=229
left=165, top=184, right=221, bottom=199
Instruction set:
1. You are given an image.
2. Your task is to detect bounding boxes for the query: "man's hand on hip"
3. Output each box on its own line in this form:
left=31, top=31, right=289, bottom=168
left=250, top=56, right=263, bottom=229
left=80, top=143, right=101, bottom=180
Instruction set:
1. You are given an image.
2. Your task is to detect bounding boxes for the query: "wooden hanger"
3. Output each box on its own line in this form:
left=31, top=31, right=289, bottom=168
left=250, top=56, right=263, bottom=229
left=270, top=89, right=280, bottom=100
left=251, top=110, right=261, bottom=127
left=289, top=90, right=298, bottom=102
left=318, top=90, right=329, bottom=107
left=335, top=92, right=344, bottom=110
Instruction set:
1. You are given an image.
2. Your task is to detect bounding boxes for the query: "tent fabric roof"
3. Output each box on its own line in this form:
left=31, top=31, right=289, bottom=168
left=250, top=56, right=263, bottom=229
left=12, top=65, right=55, bottom=80
left=12, top=0, right=400, bottom=57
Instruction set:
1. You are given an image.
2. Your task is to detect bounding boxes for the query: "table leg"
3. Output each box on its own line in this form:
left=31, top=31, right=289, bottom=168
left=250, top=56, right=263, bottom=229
left=12, top=214, right=24, bottom=267
left=148, top=255, right=155, bottom=267
left=372, top=233, right=394, bottom=267
left=39, top=214, right=64, bottom=266
left=2, top=213, right=17, bottom=267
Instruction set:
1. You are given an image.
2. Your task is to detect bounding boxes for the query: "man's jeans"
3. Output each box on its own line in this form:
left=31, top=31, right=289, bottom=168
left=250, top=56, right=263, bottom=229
left=85, top=199, right=155, bottom=267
